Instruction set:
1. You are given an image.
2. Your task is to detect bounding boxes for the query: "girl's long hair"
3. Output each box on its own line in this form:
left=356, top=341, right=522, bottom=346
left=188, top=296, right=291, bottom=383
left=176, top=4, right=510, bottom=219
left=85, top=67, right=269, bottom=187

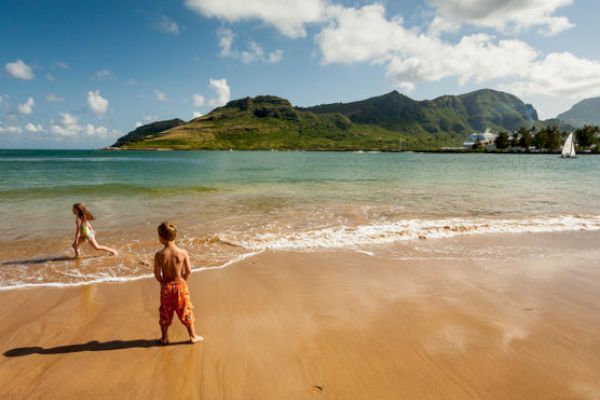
left=73, top=203, right=96, bottom=221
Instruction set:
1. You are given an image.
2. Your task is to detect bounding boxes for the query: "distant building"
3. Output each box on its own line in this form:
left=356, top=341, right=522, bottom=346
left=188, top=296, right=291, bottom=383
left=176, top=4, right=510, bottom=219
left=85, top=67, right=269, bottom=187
left=463, top=131, right=498, bottom=149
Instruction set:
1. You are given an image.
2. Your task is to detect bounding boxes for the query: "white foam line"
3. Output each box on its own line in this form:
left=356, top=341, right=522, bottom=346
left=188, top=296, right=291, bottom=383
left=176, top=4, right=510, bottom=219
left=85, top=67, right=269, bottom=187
left=227, top=215, right=600, bottom=251
left=0, top=251, right=263, bottom=292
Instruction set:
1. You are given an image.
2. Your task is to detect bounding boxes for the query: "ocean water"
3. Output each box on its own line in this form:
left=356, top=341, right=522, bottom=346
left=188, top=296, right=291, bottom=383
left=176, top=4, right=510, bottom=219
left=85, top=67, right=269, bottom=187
left=1, top=149, right=600, bottom=288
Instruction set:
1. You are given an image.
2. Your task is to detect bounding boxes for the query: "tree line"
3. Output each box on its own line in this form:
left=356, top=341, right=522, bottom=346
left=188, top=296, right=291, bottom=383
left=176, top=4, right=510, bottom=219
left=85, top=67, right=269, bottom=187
left=494, top=125, right=600, bottom=152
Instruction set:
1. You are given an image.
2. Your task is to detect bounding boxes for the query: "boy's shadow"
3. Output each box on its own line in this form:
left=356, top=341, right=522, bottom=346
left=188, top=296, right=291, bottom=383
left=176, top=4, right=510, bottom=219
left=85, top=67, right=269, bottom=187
left=4, top=339, right=189, bottom=357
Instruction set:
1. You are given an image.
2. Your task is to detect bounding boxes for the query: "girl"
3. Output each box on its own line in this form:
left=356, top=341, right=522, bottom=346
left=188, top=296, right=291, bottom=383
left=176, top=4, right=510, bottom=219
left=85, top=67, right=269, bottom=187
left=72, top=203, right=118, bottom=257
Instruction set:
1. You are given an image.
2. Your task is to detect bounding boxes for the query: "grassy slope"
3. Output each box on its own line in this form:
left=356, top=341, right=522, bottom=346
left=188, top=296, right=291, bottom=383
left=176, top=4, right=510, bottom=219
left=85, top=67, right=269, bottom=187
left=121, top=97, right=463, bottom=151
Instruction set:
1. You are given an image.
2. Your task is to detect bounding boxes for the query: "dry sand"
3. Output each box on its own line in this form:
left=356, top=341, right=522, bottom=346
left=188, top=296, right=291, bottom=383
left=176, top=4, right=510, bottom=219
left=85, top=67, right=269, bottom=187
left=1, top=232, right=600, bottom=399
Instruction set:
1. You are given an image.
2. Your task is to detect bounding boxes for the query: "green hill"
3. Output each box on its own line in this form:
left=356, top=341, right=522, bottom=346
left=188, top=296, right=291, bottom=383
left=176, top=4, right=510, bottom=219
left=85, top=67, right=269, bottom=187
left=557, top=97, right=600, bottom=127
left=112, top=89, right=540, bottom=150
left=302, top=89, right=538, bottom=134
left=113, top=95, right=460, bottom=151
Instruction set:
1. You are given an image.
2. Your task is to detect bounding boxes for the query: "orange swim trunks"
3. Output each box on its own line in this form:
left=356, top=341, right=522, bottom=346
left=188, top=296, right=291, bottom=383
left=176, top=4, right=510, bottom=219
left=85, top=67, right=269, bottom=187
left=159, top=280, right=194, bottom=327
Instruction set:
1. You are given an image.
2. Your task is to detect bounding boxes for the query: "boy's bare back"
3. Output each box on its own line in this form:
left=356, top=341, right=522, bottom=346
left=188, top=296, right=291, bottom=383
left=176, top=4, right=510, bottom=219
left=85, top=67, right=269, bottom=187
left=155, top=245, right=191, bottom=283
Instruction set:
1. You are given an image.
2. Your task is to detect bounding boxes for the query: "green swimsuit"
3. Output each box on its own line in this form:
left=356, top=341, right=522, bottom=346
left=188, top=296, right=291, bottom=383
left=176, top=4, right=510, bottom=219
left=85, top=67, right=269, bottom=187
left=80, top=221, right=94, bottom=239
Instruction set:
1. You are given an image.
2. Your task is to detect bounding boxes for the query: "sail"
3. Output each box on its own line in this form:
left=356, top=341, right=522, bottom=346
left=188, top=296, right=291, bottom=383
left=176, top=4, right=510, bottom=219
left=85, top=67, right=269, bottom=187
left=562, top=132, right=576, bottom=158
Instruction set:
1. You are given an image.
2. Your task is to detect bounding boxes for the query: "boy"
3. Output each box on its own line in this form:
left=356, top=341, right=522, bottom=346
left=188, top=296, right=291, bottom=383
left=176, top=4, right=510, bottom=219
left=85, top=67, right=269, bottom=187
left=154, top=222, right=204, bottom=344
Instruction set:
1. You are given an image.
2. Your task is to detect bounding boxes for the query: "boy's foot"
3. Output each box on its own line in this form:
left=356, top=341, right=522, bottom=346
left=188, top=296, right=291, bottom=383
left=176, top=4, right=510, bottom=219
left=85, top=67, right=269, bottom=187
left=110, top=250, right=119, bottom=256
left=190, top=335, right=204, bottom=344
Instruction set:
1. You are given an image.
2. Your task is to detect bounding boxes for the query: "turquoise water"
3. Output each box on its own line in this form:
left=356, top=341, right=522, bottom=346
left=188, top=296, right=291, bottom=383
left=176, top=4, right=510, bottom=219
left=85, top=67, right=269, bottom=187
left=1, top=149, right=600, bottom=287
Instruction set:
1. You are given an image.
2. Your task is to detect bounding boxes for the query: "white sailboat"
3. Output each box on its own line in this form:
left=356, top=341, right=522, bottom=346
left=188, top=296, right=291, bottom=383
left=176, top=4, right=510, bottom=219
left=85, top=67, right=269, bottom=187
left=561, top=132, right=576, bottom=158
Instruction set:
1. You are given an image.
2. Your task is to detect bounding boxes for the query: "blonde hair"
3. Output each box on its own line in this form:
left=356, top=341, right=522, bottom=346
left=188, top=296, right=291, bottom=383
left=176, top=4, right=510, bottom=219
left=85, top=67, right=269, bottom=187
left=158, top=222, right=177, bottom=241
left=73, top=203, right=95, bottom=221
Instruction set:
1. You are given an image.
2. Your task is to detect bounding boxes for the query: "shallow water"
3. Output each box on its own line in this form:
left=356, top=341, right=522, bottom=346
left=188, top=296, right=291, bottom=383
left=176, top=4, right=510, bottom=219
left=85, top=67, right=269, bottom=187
left=1, top=149, right=599, bottom=288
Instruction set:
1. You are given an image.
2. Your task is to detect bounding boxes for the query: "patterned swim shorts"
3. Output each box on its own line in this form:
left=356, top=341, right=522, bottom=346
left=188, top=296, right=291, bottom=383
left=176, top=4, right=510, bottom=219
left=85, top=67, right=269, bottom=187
left=159, top=280, right=194, bottom=327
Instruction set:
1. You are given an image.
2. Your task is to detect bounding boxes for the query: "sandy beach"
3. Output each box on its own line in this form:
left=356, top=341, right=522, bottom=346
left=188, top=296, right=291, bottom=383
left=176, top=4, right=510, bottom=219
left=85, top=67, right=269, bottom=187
left=1, top=231, right=599, bottom=399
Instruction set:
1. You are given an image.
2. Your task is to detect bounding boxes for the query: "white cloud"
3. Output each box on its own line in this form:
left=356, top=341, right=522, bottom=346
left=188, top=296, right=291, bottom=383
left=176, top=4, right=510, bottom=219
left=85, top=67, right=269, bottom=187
left=53, top=61, right=69, bottom=70
left=5, top=59, right=34, bottom=80
left=428, top=0, right=574, bottom=36
left=192, top=78, right=231, bottom=109
left=50, top=112, right=118, bottom=138
left=501, top=52, right=600, bottom=99
left=25, top=122, right=43, bottom=132
left=92, top=69, right=112, bottom=80
left=192, top=94, right=205, bottom=107
left=46, top=73, right=56, bottom=81
left=17, top=97, right=35, bottom=115
left=267, top=49, right=284, bottom=63
left=0, top=124, right=23, bottom=134
left=87, top=90, right=109, bottom=116
left=217, top=28, right=283, bottom=63
left=135, top=121, right=143, bottom=128
left=193, top=111, right=203, bottom=118
left=184, top=0, right=327, bottom=38
left=45, top=93, right=65, bottom=102
left=154, top=89, right=168, bottom=101
left=208, top=78, right=231, bottom=107
left=157, top=16, right=180, bottom=35
left=314, top=3, right=600, bottom=103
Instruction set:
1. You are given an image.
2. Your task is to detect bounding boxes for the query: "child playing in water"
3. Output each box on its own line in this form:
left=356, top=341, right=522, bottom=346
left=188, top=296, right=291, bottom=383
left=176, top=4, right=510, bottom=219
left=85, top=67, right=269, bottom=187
left=154, top=222, right=203, bottom=344
left=72, top=203, right=118, bottom=257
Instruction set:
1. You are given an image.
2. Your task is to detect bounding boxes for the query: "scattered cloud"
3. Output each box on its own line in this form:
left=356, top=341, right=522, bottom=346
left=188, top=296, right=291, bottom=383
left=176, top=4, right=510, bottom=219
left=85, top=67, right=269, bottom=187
left=208, top=78, right=230, bottom=107
left=184, top=0, right=327, bottom=38
left=53, top=61, right=69, bottom=70
left=192, top=78, right=231, bottom=109
left=17, top=97, right=35, bottom=115
left=192, top=94, right=205, bottom=107
left=313, top=3, right=600, bottom=100
left=0, top=124, right=23, bottom=134
left=156, top=15, right=181, bottom=35
left=50, top=112, right=117, bottom=138
left=267, top=49, right=284, bottom=63
left=87, top=90, right=109, bottom=116
left=45, top=93, right=65, bottom=102
left=428, top=0, right=574, bottom=36
left=92, top=69, right=112, bottom=80
left=192, top=111, right=203, bottom=118
left=154, top=89, right=168, bottom=101
left=46, top=73, right=56, bottom=81
left=135, top=121, right=143, bottom=128
left=25, top=122, right=43, bottom=132
left=5, top=59, right=34, bottom=80
left=217, top=28, right=283, bottom=64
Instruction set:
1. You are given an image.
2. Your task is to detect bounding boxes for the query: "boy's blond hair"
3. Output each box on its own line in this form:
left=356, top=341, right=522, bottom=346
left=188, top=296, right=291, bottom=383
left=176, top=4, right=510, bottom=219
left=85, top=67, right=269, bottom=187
left=158, top=222, right=177, bottom=241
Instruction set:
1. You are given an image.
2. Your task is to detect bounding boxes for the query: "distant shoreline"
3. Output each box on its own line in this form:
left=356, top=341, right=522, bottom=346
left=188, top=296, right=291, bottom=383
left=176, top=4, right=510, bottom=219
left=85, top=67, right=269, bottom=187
left=100, top=147, right=599, bottom=155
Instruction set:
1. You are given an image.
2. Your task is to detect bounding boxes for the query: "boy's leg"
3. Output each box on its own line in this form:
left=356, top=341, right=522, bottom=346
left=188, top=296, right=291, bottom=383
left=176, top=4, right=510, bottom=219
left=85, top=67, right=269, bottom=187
left=176, top=294, right=203, bottom=343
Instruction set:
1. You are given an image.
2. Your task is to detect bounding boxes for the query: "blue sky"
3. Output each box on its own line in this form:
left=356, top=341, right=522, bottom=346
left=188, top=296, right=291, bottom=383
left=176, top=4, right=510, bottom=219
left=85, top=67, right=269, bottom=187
left=1, top=0, right=600, bottom=148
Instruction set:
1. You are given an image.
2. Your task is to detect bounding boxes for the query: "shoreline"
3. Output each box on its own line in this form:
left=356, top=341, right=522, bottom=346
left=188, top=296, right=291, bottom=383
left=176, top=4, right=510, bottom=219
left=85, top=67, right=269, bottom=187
left=1, top=232, right=599, bottom=399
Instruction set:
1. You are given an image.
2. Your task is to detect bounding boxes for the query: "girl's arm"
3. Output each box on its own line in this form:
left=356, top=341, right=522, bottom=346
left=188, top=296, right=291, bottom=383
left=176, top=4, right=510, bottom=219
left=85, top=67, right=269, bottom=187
left=74, top=218, right=81, bottom=244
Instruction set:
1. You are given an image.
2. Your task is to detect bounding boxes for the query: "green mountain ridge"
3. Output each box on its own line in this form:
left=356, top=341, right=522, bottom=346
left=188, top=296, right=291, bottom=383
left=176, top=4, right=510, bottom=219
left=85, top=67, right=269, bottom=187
left=112, top=89, right=542, bottom=150
left=301, top=89, right=538, bottom=134
left=556, top=97, right=600, bottom=127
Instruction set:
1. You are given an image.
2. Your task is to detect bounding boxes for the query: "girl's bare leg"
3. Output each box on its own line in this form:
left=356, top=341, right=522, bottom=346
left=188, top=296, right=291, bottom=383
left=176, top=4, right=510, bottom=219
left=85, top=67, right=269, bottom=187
left=72, top=237, right=85, bottom=258
left=87, top=237, right=118, bottom=256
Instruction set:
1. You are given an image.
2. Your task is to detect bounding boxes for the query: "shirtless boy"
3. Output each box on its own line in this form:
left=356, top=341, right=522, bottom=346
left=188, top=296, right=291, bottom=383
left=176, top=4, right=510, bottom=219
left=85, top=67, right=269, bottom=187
left=154, top=222, right=203, bottom=344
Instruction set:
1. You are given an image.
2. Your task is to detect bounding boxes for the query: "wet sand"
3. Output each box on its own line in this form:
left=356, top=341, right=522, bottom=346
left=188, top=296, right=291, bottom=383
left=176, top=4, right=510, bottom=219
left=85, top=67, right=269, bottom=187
left=1, top=232, right=600, bottom=399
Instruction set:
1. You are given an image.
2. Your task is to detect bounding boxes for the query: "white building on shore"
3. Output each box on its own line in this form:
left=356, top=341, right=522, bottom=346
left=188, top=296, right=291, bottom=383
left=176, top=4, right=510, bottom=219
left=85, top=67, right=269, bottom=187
left=463, top=130, right=497, bottom=149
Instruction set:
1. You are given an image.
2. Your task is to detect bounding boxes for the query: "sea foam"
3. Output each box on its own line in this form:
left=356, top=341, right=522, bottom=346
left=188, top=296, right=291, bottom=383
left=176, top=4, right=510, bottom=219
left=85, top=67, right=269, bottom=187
left=226, top=215, right=600, bottom=250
